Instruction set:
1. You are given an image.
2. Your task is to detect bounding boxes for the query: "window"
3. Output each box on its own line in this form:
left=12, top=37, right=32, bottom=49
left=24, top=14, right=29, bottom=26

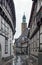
left=0, top=0, right=2, bottom=5
left=37, top=31, right=39, bottom=39
left=5, top=0, right=6, bottom=7
left=40, top=34, right=42, bottom=43
left=33, top=38, right=34, bottom=51
left=5, top=0, right=7, bottom=9
left=37, top=40, right=39, bottom=47
left=40, top=44, right=42, bottom=51
left=5, top=37, right=8, bottom=54
left=40, top=25, right=42, bottom=33
left=1, top=18, right=9, bottom=36
left=1, top=18, right=4, bottom=32
left=0, top=0, right=1, bottom=3
left=4, top=22, right=9, bottom=35
left=2, top=0, right=5, bottom=5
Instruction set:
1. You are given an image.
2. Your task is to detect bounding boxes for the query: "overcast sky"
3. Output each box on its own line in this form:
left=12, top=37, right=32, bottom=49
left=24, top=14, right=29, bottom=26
left=13, top=0, right=33, bottom=39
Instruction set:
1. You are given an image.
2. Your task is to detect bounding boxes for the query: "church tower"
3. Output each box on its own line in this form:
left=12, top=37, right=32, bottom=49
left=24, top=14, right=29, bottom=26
left=21, top=14, right=27, bottom=33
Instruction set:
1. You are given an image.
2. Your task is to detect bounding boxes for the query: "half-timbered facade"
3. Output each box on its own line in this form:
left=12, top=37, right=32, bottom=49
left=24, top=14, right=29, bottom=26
left=0, top=0, right=16, bottom=60
left=28, top=0, right=42, bottom=65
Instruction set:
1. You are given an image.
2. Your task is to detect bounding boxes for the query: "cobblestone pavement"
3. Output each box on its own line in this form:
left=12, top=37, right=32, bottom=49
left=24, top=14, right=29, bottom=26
left=0, top=56, right=38, bottom=65
left=0, top=58, right=13, bottom=65
left=13, top=55, right=29, bottom=65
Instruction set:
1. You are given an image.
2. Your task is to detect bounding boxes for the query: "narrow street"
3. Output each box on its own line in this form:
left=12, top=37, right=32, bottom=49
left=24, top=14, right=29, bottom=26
left=0, top=55, right=29, bottom=65
left=13, top=55, right=29, bottom=65
left=0, top=0, right=42, bottom=65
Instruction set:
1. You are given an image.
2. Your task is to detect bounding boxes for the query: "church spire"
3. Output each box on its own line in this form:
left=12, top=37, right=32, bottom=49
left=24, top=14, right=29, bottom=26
left=22, top=13, right=26, bottom=23
left=21, top=13, right=27, bottom=33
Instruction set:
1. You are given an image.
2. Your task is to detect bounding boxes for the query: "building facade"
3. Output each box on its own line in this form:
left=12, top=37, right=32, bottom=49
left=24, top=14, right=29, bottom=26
left=28, top=0, right=42, bottom=65
left=14, top=38, right=21, bottom=55
left=21, top=14, right=28, bottom=55
left=0, top=0, right=16, bottom=60
left=14, top=14, right=29, bottom=55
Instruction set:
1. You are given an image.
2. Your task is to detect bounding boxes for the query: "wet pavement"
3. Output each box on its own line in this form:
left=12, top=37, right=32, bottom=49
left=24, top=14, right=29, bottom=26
left=12, top=55, right=29, bottom=65
left=0, top=55, right=29, bottom=65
